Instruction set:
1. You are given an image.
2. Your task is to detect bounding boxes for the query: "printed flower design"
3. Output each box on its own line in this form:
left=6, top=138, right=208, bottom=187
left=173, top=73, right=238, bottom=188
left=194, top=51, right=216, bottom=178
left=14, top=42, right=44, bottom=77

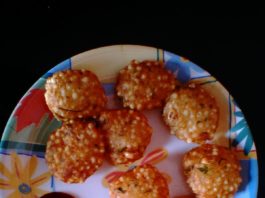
left=14, top=89, right=54, bottom=132
left=103, top=148, right=170, bottom=187
left=0, top=153, right=51, bottom=198
left=231, top=110, right=253, bottom=155
left=164, top=51, right=207, bottom=83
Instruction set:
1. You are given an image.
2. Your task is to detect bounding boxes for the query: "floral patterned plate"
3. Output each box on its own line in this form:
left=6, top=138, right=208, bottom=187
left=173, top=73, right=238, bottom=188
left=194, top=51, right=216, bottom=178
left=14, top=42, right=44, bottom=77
left=0, top=45, right=258, bottom=198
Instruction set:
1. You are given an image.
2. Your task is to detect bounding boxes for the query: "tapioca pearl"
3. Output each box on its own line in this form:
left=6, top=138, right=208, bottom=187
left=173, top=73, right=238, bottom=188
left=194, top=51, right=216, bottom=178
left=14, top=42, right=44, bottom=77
left=81, top=76, right=89, bottom=83
left=59, top=88, right=65, bottom=97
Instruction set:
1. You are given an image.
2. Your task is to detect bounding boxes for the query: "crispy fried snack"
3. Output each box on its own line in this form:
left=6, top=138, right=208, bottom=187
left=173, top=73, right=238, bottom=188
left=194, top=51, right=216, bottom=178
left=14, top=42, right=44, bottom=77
left=183, top=144, right=242, bottom=198
left=45, top=69, right=107, bottom=122
left=109, top=164, right=169, bottom=198
left=163, top=83, right=219, bottom=143
left=99, top=109, right=152, bottom=165
left=116, top=60, right=177, bottom=110
left=45, top=121, right=105, bottom=183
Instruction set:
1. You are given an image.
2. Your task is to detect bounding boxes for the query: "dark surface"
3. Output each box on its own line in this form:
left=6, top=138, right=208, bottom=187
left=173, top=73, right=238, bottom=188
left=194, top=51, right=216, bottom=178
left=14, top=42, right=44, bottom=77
left=40, top=192, right=75, bottom=198
left=1, top=4, right=264, bottom=197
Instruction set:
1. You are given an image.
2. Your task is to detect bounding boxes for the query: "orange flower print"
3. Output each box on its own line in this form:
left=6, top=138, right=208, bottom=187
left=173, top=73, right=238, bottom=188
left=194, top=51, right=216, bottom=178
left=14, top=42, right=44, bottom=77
left=0, top=153, right=51, bottom=198
left=14, top=89, right=53, bottom=132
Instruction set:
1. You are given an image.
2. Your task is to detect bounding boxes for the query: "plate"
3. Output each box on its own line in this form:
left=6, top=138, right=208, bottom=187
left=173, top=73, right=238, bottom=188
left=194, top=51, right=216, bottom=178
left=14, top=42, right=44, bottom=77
left=0, top=45, right=258, bottom=198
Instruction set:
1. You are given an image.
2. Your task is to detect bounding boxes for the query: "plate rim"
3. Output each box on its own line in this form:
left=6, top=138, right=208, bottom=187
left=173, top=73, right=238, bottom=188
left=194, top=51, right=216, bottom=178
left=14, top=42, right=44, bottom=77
left=0, top=44, right=259, bottom=197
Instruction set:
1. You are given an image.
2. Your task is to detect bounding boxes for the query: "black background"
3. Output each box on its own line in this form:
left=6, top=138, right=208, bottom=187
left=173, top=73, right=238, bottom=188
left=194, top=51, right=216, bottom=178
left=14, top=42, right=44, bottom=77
left=1, top=2, right=264, bottom=197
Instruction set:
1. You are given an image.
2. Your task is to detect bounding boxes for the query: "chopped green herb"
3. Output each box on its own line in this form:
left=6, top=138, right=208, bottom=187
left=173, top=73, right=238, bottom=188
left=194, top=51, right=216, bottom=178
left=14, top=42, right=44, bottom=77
left=197, top=165, right=208, bottom=174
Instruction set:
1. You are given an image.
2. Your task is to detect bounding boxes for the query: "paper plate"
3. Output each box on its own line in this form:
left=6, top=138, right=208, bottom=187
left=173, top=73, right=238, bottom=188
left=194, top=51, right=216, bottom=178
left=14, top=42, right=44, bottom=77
left=0, top=45, right=258, bottom=198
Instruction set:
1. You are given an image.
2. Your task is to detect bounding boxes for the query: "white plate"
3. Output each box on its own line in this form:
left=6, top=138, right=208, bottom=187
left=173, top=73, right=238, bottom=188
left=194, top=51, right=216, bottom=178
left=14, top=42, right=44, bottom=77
left=0, top=45, right=258, bottom=198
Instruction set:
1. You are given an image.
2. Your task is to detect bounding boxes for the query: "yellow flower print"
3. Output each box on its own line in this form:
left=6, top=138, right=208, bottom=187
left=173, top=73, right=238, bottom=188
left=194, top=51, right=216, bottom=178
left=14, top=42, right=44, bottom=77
left=0, top=153, right=51, bottom=198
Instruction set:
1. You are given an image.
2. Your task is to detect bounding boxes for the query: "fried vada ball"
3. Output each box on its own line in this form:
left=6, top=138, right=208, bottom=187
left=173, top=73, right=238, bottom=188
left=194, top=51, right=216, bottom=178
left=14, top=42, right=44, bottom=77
left=45, top=69, right=107, bottom=122
left=45, top=121, right=105, bottom=183
left=183, top=144, right=242, bottom=198
left=163, top=83, right=219, bottom=144
left=116, top=60, right=177, bottom=110
left=99, top=109, right=152, bottom=165
left=109, top=164, right=169, bottom=198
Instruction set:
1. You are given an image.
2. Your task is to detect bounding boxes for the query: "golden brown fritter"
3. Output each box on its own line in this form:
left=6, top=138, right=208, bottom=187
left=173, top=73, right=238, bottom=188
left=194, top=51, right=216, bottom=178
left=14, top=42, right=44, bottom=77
left=109, top=164, right=169, bottom=198
left=45, top=69, right=107, bottom=122
left=116, top=60, right=177, bottom=110
left=183, top=144, right=242, bottom=198
left=163, top=83, right=219, bottom=144
left=99, top=109, right=152, bottom=165
left=45, top=121, right=105, bottom=183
